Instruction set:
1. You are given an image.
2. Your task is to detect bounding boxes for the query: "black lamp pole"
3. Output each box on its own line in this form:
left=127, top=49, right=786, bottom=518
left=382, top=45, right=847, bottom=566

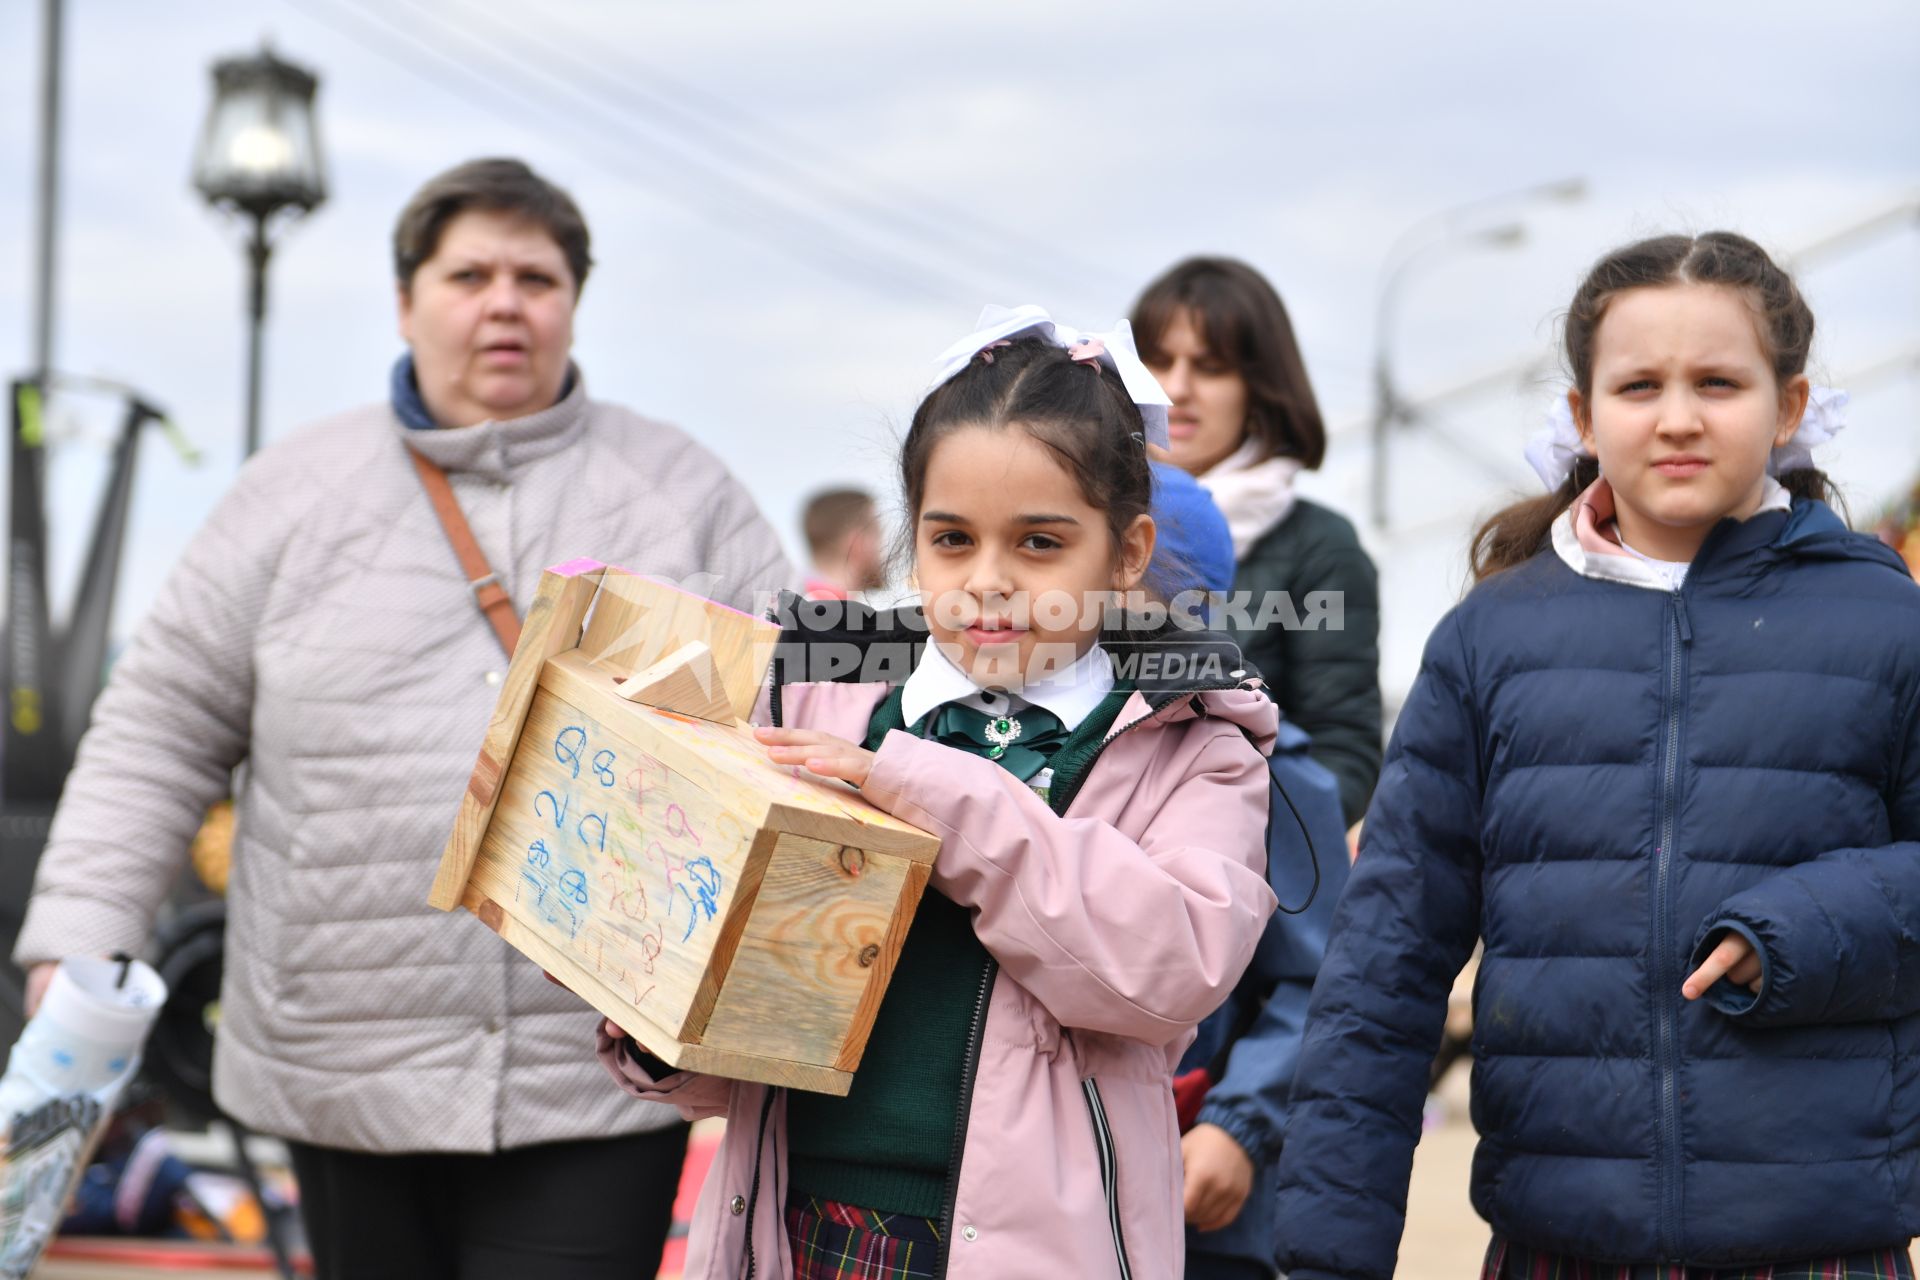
left=244, top=214, right=271, bottom=458
left=192, top=44, right=326, bottom=459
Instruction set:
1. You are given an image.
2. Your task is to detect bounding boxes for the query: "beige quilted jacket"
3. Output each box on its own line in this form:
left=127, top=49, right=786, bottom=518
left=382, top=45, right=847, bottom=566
left=14, top=375, right=794, bottom=1152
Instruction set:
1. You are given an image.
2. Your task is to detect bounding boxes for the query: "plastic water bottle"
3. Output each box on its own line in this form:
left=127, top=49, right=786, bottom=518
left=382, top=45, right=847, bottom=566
left=0, top=956, right=167, bottom=1278
left=0, top=957, right=165, bottom=1115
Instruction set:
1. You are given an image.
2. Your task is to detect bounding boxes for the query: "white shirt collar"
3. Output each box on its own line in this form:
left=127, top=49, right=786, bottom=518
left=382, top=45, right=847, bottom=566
left=1550, top=475, right=1793, bottom=593
left=1612, top=538, right=1693, bottom=591
left=901, top=640, right=1115, bottom=731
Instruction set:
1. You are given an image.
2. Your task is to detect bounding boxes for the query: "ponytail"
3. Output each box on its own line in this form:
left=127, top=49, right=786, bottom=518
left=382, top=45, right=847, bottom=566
left=1471, top=456, right=1599, bottom=581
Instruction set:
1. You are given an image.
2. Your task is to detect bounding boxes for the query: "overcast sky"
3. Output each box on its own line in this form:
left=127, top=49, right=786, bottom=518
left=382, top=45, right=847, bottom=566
left=3, top=0, right=1916, bottom=698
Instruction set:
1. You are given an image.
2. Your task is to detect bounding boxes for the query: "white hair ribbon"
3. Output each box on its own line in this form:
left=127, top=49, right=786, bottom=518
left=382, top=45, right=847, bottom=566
left=1523, top=385, right=1849, bottom=492
left=930, top=304, right=1172, bottom=449
left=1771, top=385, right=1848, bottom=476
left=1523, top=395, right=1588, bottom=493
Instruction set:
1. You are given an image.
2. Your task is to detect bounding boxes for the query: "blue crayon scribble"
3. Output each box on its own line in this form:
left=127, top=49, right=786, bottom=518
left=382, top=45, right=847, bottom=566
left=554, top=726, right=587, bottom=779
left=559, top=867, right=589, bottom=906
left=592, top=750, right=617, bottom=787
left=577, top=812, right=607, bottom=853
left=519, top=868, right=582, bottom=938
left=527, top=839, right=552, bottom=869
left=535, top=789, right=569, bottom=830
left=676, top=857, right=724, bottom=942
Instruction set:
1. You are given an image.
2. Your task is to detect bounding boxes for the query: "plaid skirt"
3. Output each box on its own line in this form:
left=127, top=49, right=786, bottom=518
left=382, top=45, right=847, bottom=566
left=786, top=1197, right=943, bottom=1280
left=1483, top=1237, right=1916, bottom=1280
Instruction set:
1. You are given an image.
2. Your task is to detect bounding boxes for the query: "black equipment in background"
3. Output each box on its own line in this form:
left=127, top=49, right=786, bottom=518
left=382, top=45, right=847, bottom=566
left=1, top=377, right=177, bottom=1050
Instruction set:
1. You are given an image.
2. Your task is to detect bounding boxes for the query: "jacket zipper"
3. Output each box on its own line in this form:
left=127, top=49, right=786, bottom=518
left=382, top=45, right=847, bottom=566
left=766, top=669, right=1234, bottom=1276
left=1052, top=689, right=1218, bottom=1279
left=737, top=1087, right=776, bottom=1279
left=930, top=683, right=1216, bottom=1275
left=1080, top=1077, right=1135, bottom=1279
left=1653, top=590, right=1691, bottom=1259
left=933, top=955, right=997, bottom=1277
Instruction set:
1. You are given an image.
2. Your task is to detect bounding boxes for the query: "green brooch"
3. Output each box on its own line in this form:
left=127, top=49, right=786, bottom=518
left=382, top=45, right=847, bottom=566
left=983, top=715, right=1023, bottom=760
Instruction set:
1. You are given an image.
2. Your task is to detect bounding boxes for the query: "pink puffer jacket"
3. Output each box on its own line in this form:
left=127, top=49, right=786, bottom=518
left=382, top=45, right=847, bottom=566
left=598, top=676, right=1278, bottom=1279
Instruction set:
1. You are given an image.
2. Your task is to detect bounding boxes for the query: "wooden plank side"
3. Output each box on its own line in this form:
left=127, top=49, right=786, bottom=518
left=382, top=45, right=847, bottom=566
left=680, top=826, right=779, bottom=1045
left=462, top=889, right=852, bottom=1096
left=461, top=888, right=687, bottom=1064
left=615, top=641, right=739, bottom=724
left=428, top=565, right=604, bottom=909
left=575, top=569, right=778, bottom=722
left=468, top=687, right=756, bottom=1040
left=698, top=834, right=909, bottom=1070
left=834, top=858, right=932, bottom=1072
left=761, top=802, right=941, bottom=863
left=666, top=1042, right=851, bottom=1096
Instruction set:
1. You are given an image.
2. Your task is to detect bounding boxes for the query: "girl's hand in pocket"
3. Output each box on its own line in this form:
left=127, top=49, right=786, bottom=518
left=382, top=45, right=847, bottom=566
left=754, top=727, right=875, bottom=788
left=1682, top=932, right=1764, bottom=1000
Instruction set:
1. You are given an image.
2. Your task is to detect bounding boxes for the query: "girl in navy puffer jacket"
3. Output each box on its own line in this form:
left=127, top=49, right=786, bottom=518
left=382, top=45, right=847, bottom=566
left=1274, top=232, right=1920, bottom=1279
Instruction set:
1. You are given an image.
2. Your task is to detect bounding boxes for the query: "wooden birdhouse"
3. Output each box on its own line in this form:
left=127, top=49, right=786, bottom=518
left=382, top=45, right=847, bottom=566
left=429, top=560, right=940, bottom=1095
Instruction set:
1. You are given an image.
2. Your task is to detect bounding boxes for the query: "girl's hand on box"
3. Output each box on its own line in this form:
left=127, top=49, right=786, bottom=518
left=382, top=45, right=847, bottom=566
left=754, top=727, right=875, bottom=788
left=1682, top=931, right=1764, bottom=1000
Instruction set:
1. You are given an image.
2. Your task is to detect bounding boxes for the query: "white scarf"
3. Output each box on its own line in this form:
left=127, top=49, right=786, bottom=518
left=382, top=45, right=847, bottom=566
left=1196, top=438, right=1303, bottom=560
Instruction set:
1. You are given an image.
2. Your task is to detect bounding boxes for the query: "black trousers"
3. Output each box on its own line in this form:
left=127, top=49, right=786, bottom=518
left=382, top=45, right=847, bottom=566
left=287, top=1124, right=690, bottom=1280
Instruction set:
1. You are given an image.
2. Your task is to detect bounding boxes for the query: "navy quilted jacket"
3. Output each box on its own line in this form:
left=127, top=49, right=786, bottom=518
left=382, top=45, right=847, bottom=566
left=1273, top=500, right=1920, bottom=1276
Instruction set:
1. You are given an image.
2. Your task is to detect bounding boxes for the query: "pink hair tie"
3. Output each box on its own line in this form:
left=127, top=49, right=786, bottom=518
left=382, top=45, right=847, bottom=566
left=1068, top=336, right=1107, bottom=370
left=976, top=339, right=1013, bottom=365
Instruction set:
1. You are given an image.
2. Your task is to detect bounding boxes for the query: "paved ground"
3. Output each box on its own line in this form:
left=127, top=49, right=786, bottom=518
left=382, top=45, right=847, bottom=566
left=32, top=1079, right=1487, bottom=1280
left=1400, top=1070, right=1491, bottom=1277
left=33, top=1078, right=1916, bottom=1277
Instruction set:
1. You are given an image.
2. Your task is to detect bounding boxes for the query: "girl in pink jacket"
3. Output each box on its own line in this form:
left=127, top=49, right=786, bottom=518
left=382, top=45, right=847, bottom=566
left=599, top=310, right=1278, bottom=1279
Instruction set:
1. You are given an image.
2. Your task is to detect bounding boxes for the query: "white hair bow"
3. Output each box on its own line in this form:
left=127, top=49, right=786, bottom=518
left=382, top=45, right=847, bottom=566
left=930, top=304, right=1173, bottom=449
left=1523, top=385, right=1849, bottom=492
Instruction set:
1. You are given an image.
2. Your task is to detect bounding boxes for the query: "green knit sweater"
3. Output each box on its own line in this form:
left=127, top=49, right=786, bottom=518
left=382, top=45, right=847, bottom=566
left=783, top=683, right=1130, bottom=1216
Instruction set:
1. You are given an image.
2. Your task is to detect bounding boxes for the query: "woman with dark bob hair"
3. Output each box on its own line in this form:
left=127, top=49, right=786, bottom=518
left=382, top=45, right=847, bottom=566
left=14, top=158, right=794, bottom=1278
left=1132, top=257, right=1382, bottom=1280
left=1133, top=257, right=1380, bottom=821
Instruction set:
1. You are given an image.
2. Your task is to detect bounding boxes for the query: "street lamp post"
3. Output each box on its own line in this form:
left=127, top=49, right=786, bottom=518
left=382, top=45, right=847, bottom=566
left=191, top=44, right=326, bottom=459
left=1367, top=177, right=1587, bottom=530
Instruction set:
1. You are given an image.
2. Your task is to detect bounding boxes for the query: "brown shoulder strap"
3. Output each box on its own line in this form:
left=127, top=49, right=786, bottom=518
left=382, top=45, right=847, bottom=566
left=406, top=449, right=522, bottom=656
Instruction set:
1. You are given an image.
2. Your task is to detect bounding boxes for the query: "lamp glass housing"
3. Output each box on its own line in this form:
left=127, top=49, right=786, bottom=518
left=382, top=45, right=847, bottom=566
left=192, top=48, right=326, bottom=218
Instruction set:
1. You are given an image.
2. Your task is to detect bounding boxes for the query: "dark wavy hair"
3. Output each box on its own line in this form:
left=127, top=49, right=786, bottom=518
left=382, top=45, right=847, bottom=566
left=1470, top=231, right=1835, bottom=581
left=1131, top=256, right=1327, bottom=469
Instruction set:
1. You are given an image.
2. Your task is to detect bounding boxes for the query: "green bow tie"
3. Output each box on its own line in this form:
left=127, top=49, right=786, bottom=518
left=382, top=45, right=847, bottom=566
left=926, top=702, right=1069, bottom=782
